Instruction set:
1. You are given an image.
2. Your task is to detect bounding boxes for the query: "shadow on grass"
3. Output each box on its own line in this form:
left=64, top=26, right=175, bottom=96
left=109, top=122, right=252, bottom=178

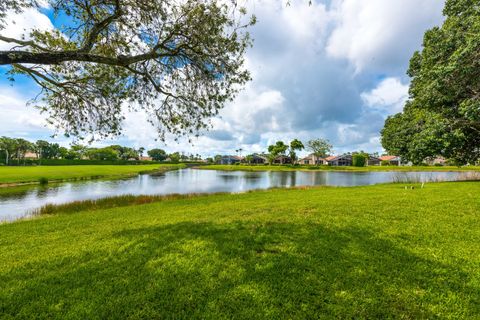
left=2, top=222, right=478, bottom=318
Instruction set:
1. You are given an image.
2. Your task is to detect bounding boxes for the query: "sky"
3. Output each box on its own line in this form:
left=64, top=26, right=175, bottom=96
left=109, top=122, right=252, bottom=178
left=0, top=0, right=445, bottom=157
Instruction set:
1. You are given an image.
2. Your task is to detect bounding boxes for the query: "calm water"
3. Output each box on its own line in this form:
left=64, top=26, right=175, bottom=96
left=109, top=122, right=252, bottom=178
left=0, top=169, right=468, bottom=221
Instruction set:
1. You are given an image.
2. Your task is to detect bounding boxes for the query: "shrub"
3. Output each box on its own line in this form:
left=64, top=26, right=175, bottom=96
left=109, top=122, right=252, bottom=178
left=38, top=177, right=49, bottom=185
left=381, top=160, right=390, bottom=166
left=352, top=154, right=367, bottom=167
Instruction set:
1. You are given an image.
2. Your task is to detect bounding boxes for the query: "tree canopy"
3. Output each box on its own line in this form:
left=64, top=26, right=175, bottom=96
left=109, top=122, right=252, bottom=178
left=381, top=0, right=480, bottom=164
left=1, top=0, right=254, bottom=141
left=306, top=138, right=332, bottom=158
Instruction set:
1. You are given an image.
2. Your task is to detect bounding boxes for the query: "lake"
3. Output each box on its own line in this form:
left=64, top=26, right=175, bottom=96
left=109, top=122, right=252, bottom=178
left=0, top=168, right=470, bottom=221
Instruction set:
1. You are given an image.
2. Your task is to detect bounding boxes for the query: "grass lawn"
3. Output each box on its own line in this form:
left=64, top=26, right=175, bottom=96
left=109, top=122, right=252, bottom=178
left=1, top=182, right=479, bottom=318
left=0, top=164, right=185, bottom=185
left=200, top=164, right=480, bottom=172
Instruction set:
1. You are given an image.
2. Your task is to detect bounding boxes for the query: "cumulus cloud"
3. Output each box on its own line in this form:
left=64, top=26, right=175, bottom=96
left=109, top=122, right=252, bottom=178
left=0, top=87, right=55, bottom=138
left=326, top=0, right=444, bottom=73
left=0, top=7, right=54, bottom=50
left=361, top=77, right=409, bottom=113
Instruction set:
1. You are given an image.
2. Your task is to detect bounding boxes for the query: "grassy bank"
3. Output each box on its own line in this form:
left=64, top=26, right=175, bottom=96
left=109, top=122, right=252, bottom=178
left=200, top=164, right=480, bottom=172
left=0, top=164, right=185, bottom=186
left=1, top=182, right=479, bottom=318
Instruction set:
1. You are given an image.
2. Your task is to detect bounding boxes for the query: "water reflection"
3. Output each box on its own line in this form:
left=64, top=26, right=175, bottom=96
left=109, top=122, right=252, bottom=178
left=0, top=169, right=470, bottom=222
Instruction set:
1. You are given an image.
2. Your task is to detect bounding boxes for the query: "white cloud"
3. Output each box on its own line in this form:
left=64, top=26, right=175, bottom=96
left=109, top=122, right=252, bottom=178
left=361, top=77, right=409, bottom=113
left=326, top=0, right=444, bottom=72
left=0, top=87, right=54, bottom=138
left=0, top=8, right=54, bottom=50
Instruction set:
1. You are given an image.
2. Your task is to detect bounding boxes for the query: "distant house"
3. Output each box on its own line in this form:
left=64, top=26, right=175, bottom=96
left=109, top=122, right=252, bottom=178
left=249, top=154, right=268, bottom=164
left=325, top=154, right=353, bottom=166
left=219, top=155, right=243, bottom=165
left=273, top=155, right=292, bottom=164
left=24, top=152, right=38, bottom=159
left=298, top=154, right=327, bottom=165
left=379, top=155, right=401, bottom=166
left=426, top=156, right=447, bottom=166
left=367, top=156, right=381, bottom=166
left=139, top=156, right=153, bottom=161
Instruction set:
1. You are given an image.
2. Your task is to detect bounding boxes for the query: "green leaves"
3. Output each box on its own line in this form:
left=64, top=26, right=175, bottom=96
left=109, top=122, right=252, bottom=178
left=1, top=0, right=254, bottom=141
left=382, top=0, right=480, bottom=164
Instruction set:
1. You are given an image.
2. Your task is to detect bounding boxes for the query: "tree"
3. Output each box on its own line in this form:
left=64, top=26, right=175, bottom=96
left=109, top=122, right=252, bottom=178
left=214, top=155, right=222, bottom=164
left=14, top=139, right=34, bottom=164
left=147, top=149, right=167, bottom=161
left=267, top=141, right=288, bottom=164
left=0, top=136, right=16, bottom=165
left=138, top=147, right=145, bottom=158
left=35, top=140, right=61, bottom=160
left=245, top=154, right=254, bottom=164
left=307, top=138, right=332, bottom=158
left=86, top=147, right=119, bottom=161
left=169, top=152, right=181, bottom=163
left=1, top=0, right=254, bottom=140
left=289, top=139, right=304, bottom=164
left=381, top=0, right=480, bottom=164
left=352, top=152, right=368, bottom=167
left=70, top=144, right=88, bottom=159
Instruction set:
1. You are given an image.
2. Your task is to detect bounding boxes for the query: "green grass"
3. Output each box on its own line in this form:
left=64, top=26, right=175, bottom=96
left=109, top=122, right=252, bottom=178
left=0, top=164, right=185, bottom=185
left=1, top=182, right=479, bottom=318
left=200, top=164, right=480, bottom=172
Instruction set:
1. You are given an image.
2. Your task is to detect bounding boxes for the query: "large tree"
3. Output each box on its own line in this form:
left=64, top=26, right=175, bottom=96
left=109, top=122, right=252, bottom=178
left=147, top=148, right=167, bottom=161
left=1, top=0, right=254, bottom=140
left=288, top=138, right=304, bottom=164
left=381, top=0, right=480, bottom=164
left=306, top=138, right=332, bottom=158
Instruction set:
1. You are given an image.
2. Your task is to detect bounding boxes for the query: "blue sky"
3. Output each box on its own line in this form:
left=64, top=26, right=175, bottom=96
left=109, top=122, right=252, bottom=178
left=0, top=0, right=445, bottom=157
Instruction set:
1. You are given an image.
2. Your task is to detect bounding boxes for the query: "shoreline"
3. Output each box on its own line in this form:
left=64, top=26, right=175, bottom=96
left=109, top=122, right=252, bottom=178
left=0, top=165, right=184, bottom=188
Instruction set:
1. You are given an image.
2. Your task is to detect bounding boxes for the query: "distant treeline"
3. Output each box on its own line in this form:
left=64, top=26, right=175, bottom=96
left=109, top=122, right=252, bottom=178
left=0, top=136, right=203, bottom=166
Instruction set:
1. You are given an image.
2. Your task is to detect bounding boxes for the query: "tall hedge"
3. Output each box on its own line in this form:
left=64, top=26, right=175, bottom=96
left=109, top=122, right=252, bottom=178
left=352, top=154, right=367, bottom=167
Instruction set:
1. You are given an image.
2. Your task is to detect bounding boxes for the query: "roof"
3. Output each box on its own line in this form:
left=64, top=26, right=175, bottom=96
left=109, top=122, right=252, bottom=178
left=222, top=155, right=243, bottom=160
left=379, top=156, right=399, bottom=161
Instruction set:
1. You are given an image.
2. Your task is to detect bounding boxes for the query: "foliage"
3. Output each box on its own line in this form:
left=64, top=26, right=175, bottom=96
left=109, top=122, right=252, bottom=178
left=352, top=152, right=368, bottom=167
left=86, top=147, right=119, bottom=161
left=0, top=0, right=255, bottom=140
left=169, top=152, right=181, bottom=164
left=147, top=148, right=168, bottom=161
left=289, top=139, right=304, bottom=163
left=306, top=138, right=332, bottom=158
left=35, top=140, right=61, bottom=160
left=1, top=183, right=480, bottom=318
left=381, top=0, right=480, bottom=164
left=267, top=141, right=288, bottom=164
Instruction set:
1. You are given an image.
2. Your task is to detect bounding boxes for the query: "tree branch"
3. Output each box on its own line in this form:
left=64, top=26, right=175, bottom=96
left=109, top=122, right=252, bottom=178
left=0, top=35, right=49, bottom=51
left=80, top=0, right=123, bottom=52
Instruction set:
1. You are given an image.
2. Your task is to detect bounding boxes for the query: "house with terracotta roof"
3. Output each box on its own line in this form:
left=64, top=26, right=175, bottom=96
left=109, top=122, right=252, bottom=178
left=379, top=155, right=401, bottom=166
left=325, top=154, right=353, bottom=166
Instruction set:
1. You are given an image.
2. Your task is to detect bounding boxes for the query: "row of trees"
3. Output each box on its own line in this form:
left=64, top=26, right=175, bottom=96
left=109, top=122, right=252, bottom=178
left=147, top=149, right=203, bottom=162
left=0, top=137, right=208, bottom=165
left=0, top=137, right=147, bottom=164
